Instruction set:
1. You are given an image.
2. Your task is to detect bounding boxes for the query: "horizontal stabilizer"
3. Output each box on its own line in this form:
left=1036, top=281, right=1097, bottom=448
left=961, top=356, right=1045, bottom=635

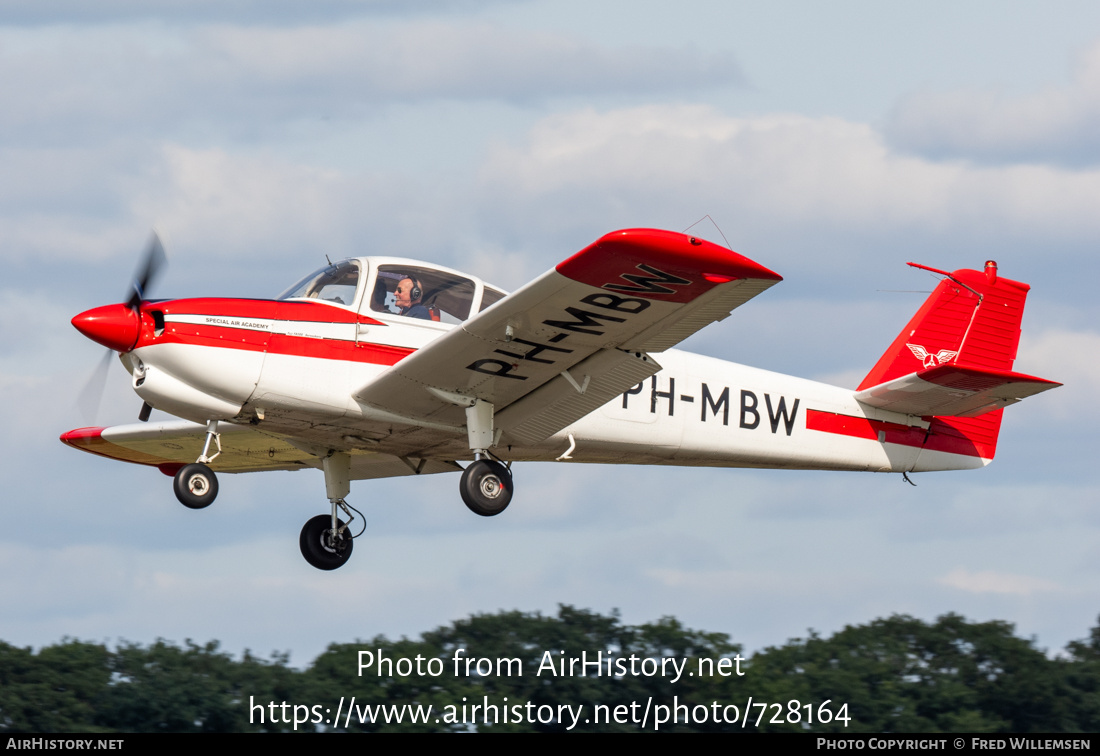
left=855, top=365, right=1062, bottom=418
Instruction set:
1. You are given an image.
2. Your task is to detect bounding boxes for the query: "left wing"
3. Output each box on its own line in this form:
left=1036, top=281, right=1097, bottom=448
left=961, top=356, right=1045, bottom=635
left=354, top=228, right=782, bottom=445
left=60, top=422, right=461, bottom=479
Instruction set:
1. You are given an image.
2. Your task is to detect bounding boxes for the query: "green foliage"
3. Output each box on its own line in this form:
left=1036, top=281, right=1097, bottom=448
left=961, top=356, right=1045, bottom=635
left=0, top=639, right=110, bottom=732
left=2, top=609, right=1099, bottom=733
left=1063, top=618, right=1100, bottom=730
left=744, top=614, right=1065, bottom=732
left=96, top=640, right=295, bottom=732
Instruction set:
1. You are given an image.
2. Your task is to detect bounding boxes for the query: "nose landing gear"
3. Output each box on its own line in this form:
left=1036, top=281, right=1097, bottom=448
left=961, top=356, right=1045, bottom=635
left=173, top=420, right=222, bottom=509
left=173, top=463, right=218, bottom=509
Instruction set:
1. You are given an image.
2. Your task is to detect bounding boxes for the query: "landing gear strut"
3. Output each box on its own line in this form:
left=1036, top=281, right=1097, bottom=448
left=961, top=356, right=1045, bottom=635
left=174, top=420, right=221, bottom=509
left=299, top=451, right=358, bottom=570
left=457, top=398, right=514, bottom=516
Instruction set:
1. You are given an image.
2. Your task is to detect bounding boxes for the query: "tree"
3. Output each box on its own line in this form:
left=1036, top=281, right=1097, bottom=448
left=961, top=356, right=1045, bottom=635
left=744, top=614, right=1070, bottom=732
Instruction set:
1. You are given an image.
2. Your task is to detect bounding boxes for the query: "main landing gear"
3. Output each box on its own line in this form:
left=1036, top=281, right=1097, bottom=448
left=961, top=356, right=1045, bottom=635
left=170, top=406, right=519, bottom=570
left=299, top=511, right=354, bottom=571
left=299, top=451, right=361, bottom=570
left=173, top=420, right=221, bottom=509
left=455, top=396, right=514, bottom=516
left=460, top=459, right=513, bottom=516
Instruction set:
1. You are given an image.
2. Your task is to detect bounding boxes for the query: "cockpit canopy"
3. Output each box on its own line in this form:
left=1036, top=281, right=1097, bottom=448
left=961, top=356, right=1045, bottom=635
left=278, top=260, right=360, bottom=306
left=278, top=258, right=507, bottom=324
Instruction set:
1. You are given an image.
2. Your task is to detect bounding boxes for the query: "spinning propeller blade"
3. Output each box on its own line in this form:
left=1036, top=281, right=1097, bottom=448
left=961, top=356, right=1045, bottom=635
left=125, top=231, right=167, bottom=310
left=77, top=349, right=113, bottom=425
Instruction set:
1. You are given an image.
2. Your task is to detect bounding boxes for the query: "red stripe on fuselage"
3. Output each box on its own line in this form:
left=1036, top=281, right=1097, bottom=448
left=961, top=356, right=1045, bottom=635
left=135, top=298, right=411, bottom=365
left=150, top=323, right=413, bottom=365
left=806, top=410, right=927, bottom=448
left=266, top=333, right=412, bottom=365
left=148, top=298, right=384, bottom=324
left=805, top=409, right=992, bottom=459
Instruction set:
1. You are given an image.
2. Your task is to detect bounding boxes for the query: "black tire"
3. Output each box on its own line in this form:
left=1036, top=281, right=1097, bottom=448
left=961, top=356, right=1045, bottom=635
left=173, top=463, right=218, bottom=509
left=460, top=460, right=513, bottom=516
left=299, top=514, right=354, bottom=570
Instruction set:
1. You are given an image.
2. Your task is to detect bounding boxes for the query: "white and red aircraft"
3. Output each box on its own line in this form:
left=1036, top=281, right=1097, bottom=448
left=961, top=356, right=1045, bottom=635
left=62, top=228, right=1060, bottom=570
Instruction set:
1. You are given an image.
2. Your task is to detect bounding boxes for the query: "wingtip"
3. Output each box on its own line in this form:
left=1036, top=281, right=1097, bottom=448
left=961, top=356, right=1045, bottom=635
left=60, top=426, right=106, bottom=447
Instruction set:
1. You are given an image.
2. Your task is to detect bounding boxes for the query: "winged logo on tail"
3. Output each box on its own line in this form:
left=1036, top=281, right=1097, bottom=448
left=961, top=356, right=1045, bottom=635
left=906, top=343, right=959, bottom=368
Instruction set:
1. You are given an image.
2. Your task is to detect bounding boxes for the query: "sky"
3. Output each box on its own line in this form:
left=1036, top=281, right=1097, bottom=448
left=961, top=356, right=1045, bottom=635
left=2, top=0, right=1099, bottom=669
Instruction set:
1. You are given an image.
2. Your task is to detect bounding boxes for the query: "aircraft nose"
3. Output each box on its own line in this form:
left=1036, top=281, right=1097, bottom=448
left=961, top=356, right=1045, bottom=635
left=72, top=304, right=140, bottom=353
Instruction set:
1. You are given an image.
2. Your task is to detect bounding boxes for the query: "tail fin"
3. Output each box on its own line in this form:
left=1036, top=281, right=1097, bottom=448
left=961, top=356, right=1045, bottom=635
left=857, top=260, right=1055, bottom=461
left=859, top=260, right=1028, bottom=389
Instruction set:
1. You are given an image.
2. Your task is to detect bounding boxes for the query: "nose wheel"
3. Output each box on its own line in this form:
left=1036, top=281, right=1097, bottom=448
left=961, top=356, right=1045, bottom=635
left=173, top=420, right=222, bottom=510
left=173, top=463, right=218, bottom=509
left=460, top=459, right=513, bottom=516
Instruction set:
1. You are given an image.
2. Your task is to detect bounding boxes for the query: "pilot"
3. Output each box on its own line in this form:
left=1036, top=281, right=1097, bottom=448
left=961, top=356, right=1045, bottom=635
left=394, top=276, right=431, bottom=320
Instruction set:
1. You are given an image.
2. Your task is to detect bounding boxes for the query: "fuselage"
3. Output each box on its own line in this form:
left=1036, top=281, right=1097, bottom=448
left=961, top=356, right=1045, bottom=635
left=89, top=254, right=986, bottom=477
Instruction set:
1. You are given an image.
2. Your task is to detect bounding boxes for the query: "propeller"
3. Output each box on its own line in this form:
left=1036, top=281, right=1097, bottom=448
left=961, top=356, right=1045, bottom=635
left=125, top=232, right=167, bottom=311
left=75, top=231, right=168, bottom=425
left=76, top=349, right=114, bottom=425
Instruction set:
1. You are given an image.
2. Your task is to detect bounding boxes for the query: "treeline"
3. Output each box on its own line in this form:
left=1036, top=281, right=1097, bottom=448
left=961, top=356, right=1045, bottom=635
left=2, top=607, right=1098, bottom=732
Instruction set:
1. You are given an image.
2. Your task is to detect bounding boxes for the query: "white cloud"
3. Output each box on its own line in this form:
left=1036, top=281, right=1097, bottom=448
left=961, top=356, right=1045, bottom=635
left=197, top=22, right=740, bottom=99
left=940, top=568, right=1062, bottom=597
left=0, top=21, right=739, bottom=148
left=1015, top=328, right=1100, bottom=420
left=886, top=38, right=1100, bottom=166
left=0, top=0, right=512, bottom=27
left=481, top=105, right=1100, bottom=248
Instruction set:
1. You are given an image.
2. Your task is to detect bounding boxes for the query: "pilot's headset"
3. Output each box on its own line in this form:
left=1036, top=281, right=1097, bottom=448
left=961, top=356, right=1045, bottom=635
left=408, top=277, right=423, bottom=303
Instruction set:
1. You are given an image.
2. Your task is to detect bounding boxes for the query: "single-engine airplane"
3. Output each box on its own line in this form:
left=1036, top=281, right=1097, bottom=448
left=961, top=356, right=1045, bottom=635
left=62, top=228, right=1061, bottom=570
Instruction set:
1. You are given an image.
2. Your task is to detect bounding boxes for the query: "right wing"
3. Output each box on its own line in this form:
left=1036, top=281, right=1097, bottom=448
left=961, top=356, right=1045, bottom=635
left=354, top=228, right=782, bottom=445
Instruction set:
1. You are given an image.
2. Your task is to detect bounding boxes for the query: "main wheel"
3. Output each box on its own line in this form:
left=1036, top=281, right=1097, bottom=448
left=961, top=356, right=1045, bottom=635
left=460, top=460, right=513, bottom=516
left=299, top=514, right=354, bottom=570
left=173, top=463, right=218, bottom=509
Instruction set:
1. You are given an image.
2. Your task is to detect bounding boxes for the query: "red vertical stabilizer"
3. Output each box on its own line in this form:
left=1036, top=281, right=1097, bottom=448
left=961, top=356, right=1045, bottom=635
left=858, top=262, right=1032, bottom=461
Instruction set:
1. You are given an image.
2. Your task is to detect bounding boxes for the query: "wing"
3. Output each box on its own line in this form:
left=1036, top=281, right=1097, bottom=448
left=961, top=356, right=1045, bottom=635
left=854, top=365, right=1062, bottom=418
left=354, top=228, right=782, bottom=445
left=60, top=422, right=461, bottom=479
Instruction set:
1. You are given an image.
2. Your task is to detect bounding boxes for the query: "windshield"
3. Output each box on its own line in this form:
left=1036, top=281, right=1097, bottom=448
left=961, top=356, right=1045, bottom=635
left=278, top=260, right=361, bottom=306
